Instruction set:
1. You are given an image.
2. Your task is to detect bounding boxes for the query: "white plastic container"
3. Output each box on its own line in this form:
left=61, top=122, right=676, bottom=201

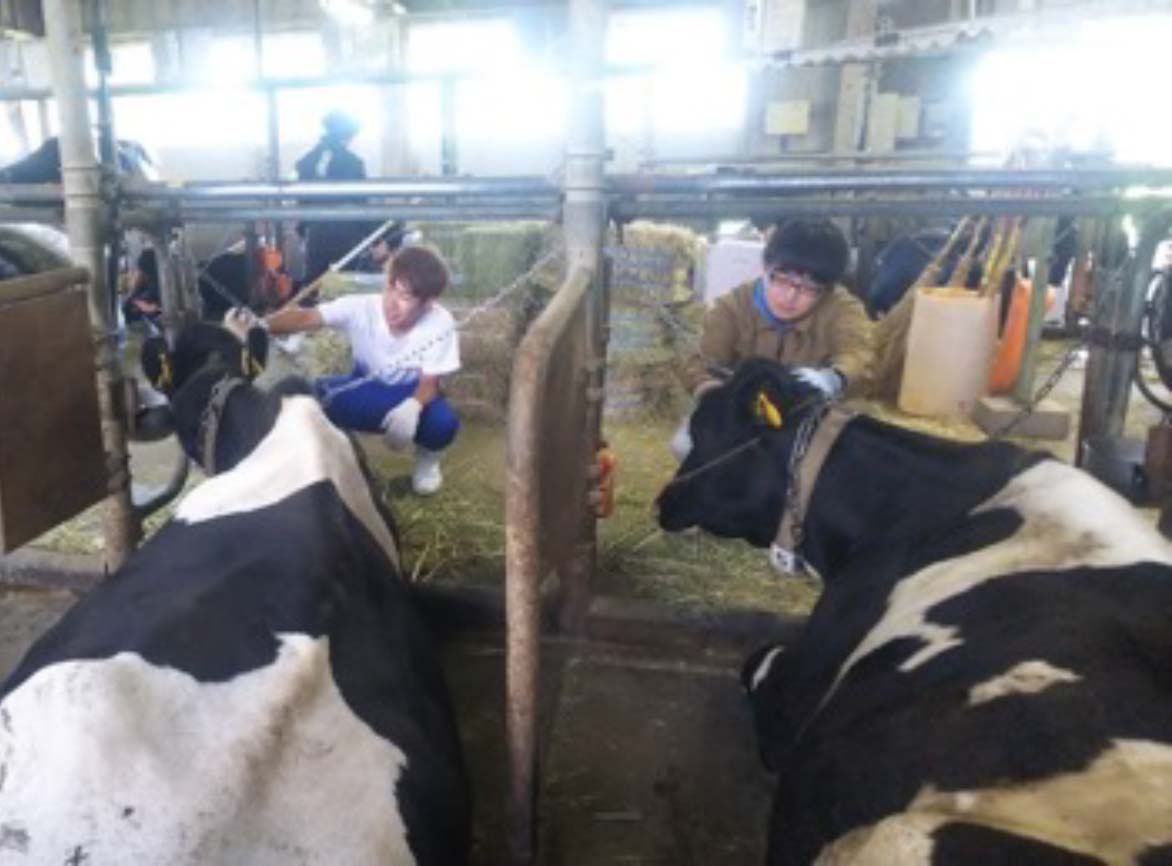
left=898, top=288, right=998, bottom=419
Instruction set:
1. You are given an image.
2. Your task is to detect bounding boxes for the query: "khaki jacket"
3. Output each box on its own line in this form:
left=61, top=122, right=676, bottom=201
left=684, top=280, right=875, bottom=397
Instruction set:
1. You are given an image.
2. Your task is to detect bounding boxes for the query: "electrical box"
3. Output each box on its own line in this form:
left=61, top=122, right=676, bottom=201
left=0, top=272, right=107, bottom=553
left=867, top=92, right=901, bottom=153
left=766, top=100, right=811, bottom=137
left=0, top=0, right=42, bottom=37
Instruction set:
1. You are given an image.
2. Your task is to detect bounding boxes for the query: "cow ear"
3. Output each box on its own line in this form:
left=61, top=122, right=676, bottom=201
left=241, top=327, right=268, bottom=380
left=752, top=389, right=784, bottom=429
left=141, top=336, right=175, bottom=395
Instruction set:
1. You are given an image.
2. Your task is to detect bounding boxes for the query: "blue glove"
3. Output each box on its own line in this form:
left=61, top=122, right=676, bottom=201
left=793, top=367, right=845, bottom=399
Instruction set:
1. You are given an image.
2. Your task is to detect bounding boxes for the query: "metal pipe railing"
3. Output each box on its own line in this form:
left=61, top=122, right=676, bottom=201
left=609, top=168, right=1172, bottom=195
left=44, top=0, right=139, bottom=569
left=120, top=204, right=560, bottom=226
left=505, top=265, right=594, bottom=865
left=119, top=176, right=561, bottom=201
left=0, top=183, right=65, bottom=201
left=639, top=149, right=1008, bottom=167
left=611, top=195, right=1172, bottom=220
left=3, top=175, right=1172, bottom=221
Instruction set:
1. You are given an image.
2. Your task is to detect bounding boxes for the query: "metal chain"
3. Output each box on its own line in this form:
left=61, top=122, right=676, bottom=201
left=318, top=247, right=563, bottom=407
left=989, top=342, right=1085, bottom=439
left=784, top=402, right=831, bottom=550
left=989, top=253, right=1132, bottom=440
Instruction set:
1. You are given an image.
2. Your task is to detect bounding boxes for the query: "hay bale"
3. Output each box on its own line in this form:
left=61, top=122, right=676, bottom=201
left=301, top=329, right=352, bottom=378
left=600, top=222, right=704, bottom=420
left=419, top=221, right=559, bottom=301
left=317, top=271, right=384, bottom=300
left=604, top=360, right=680, bottom=421
left=610, top=221, right=702, bottom=305
left=444, top=301, right=519, bottom=423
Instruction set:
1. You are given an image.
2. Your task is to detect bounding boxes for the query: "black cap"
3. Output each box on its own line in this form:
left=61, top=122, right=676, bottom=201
left=763, top=219, right=849, bottom=286
left=322, top=111, right=359, bottom=142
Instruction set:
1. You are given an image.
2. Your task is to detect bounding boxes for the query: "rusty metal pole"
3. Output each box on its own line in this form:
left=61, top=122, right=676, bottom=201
left=44, top=0, right=140, bottom=569
left=556, top=0, right=607, bottom=635
left=1079, top=215, right=1170, bottom=457
left=146, top=228, right=187, bottom=340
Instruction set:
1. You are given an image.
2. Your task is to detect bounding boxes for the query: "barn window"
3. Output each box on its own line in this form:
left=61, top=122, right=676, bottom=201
left=970, top=14, right=1172, bottom=166
left=604, top=7, right=746, bottom=138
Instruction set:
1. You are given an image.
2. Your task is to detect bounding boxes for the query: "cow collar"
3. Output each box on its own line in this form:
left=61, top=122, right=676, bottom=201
left=770, top=404, right=854, bottom=576
left=197, top=375, right=247, bottom=476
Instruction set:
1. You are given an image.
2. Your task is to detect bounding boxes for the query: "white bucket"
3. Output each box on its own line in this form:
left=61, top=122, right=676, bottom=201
left=898, top=288, right=998, bottom=419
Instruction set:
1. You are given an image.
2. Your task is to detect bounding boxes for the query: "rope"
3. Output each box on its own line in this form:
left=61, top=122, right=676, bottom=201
left=276, top=218, right=399, bottom=314
left=317, top=247, right=564, bottom=407
left=989, top=252, right=1132, bottom=439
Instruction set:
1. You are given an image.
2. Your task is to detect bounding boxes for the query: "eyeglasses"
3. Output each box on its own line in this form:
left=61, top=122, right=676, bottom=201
left=766, top=268, right=825, bottom=297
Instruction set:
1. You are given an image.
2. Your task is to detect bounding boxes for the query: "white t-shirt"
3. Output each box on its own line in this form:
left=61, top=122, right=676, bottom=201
left=319, top=295, right=461, bottom=383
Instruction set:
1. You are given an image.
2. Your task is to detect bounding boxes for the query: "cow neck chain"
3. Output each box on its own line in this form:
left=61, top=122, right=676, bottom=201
left=197, top=375, right=246, bottom=476
left=781, top=402, right=832, bottom=555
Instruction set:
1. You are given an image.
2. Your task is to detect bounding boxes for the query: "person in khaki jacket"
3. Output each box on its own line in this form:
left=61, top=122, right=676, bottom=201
left=674, top=219, right=874, bottom=459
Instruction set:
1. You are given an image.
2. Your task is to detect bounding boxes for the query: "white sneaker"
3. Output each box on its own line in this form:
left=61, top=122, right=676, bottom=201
left=412, top=447, right=443, bottom=496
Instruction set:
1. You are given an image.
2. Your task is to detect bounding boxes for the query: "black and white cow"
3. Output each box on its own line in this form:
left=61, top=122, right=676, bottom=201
left=657, top=358, right=1172, bottom=866
left=0, top=318, right=470, bottom=864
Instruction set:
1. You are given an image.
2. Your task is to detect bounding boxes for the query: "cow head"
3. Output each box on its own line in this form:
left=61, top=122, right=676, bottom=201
left=656, top=359, right=825, bottom=548
left=140, top=315, right=273, bottom=473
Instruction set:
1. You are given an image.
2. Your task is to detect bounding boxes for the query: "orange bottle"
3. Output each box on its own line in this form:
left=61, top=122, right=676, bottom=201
left=988, top=278, right=1057, bottom=394
left=596, top=444, right=617, bottom=518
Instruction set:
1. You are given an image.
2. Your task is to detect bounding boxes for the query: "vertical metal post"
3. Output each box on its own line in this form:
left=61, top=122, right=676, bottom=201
left=87, top=0, right=121, bottom=327
left=440, top=77, right=457, bottom=176
left=44, top=0, right=139, bottom=569
left=255, top=0, right=279, bottom=180
left=1080, top=215, right=1169, bottom=453
left=558, top=0, right=607, bottom=634
left=254, top=0, right=282, bottom=257
left=148, top=228, right=185, bottom=341
left=1012, top=218, right=1056, bottom=402
left=36, top=98, right=50, bottom=141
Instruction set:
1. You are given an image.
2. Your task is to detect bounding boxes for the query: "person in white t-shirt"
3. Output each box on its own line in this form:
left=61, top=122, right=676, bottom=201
left=264, top=245, right=461, bottom=495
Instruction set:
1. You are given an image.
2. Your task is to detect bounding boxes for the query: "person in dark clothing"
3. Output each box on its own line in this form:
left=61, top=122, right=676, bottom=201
left=295, top=111, right=369, bottom=285
left=198, top=250, right=251, bottom=322
left=294, top=111, right=365, bottom=183
left=866, top=223, right=989, bottom=319
left=0, top=137, right=156, bottom=182
left=353, top=221, right=409, bottom=273
left=122, top=249, right=162, bottom=326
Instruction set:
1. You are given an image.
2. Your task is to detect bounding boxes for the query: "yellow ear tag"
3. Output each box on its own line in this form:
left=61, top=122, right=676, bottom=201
left=157, top=353, right=173, bottom=391
left=241, top=348, right=263, bottom=378
left=756, top=392, right=783, bottom=428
